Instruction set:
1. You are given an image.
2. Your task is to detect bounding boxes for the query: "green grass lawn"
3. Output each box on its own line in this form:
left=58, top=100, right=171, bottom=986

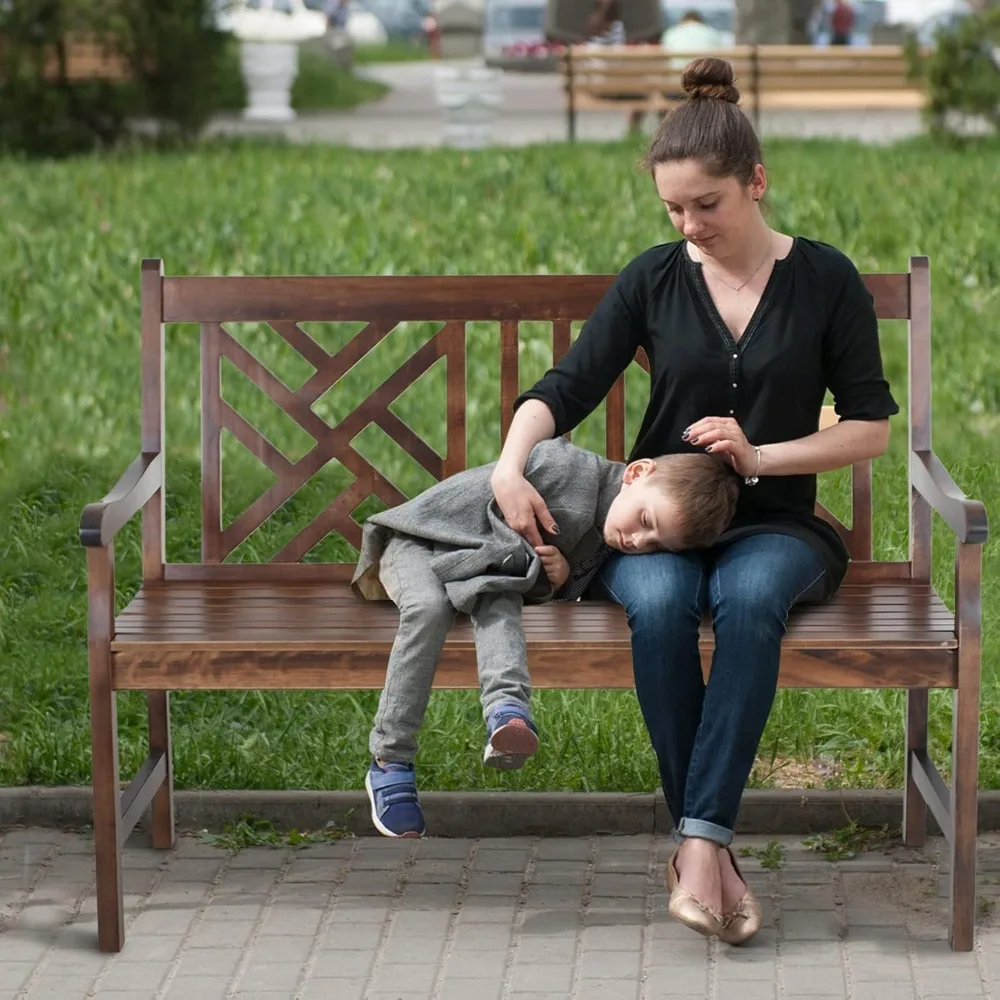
left=0, top=135, right=997, bottom=796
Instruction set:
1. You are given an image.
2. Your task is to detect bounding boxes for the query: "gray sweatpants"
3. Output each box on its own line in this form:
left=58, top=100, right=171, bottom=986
left=370, top=535, right=532, bottom=763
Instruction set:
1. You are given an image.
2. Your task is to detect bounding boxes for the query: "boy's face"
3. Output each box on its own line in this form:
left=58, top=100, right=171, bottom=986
left=603, top=460, right=686, bottom=554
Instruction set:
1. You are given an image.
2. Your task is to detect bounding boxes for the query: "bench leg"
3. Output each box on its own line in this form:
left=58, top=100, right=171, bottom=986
left=949, top=679, right=980, bottom=951
left=903, top=689, right=928, bottom=847
left=147, top=691, right=175, bottom=850
left=87, top=547, right=124, bottom=953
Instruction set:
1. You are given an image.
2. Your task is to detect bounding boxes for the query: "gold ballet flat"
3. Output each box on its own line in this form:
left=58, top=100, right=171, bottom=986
left=666, top=850, right=724, bottom=938
left=717, top=847, right=763, bottom=946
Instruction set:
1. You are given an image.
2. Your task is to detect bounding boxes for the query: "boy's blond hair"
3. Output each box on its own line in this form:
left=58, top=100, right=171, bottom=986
left=645, top=453, right=740, bottom=548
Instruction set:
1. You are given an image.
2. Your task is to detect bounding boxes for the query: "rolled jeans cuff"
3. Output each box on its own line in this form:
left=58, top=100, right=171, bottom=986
left=673, top=818, right=733, bottom=847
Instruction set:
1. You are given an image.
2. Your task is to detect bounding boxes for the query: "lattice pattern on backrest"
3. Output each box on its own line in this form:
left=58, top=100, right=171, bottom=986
left=200, top=318, right=466, bottom=561
left=156, top=270, right=912, bottom=569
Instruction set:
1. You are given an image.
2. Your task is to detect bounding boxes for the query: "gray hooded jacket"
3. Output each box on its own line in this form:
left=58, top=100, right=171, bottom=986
left=351, top=438, right=625, bottom=612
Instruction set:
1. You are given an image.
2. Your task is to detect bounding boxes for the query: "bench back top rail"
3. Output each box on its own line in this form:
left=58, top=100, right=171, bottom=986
left=140, top=258, right=931, bottom=582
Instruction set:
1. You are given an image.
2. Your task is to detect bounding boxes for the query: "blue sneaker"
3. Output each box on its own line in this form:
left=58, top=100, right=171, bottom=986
left=483, top=701, right=539, bottom=770
left=365, top=760, right=425, bottom=838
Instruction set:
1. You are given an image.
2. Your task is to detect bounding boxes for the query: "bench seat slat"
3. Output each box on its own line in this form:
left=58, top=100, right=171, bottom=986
left=109, top=580, right=957, bottom=692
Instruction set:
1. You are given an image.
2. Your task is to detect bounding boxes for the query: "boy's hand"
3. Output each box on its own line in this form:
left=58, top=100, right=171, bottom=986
left=535, top=545, right=570, bottom=589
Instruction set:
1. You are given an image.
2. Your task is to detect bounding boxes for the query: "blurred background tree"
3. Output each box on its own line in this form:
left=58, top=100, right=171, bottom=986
left=905, top=4, right=1000, bottom=138
left=0, top=0, right=229, bottom=156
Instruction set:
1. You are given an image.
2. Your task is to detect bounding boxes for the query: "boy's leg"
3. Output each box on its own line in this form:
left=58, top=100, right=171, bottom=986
left=470, top=590, right=537, bottom=769
left=367, top=536, right=455, bottom=838
left=370, top=535, right=455, bottom=763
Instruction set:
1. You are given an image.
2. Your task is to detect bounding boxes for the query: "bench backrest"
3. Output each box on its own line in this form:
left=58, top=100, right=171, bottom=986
left=563, top=43, right=921, bottom=97
left=141, top=258, right=931, bottom=585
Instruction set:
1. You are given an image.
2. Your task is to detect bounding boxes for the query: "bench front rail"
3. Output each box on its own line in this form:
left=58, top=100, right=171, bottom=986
left=80, top=257, right=987, bottom=952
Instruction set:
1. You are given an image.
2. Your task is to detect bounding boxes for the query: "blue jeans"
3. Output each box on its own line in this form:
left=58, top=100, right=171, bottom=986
left=594, top=532, right=828, bottom=846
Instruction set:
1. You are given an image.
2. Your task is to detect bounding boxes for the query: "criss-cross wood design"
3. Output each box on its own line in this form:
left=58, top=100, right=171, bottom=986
left=201, top=319, right=466, bottom=560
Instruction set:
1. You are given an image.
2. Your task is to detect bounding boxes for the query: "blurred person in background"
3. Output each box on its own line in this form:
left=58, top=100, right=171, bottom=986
left=831, top=0, right=856, bottom=44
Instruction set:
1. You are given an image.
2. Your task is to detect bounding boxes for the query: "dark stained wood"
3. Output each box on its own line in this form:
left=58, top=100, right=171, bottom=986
left=951, top=540, right=983, bottom=951
left=299, top=321, right=390, bottom=404
left=141, top=259, right=165, bottom=582
left=110, top=579, right=957, bottom=694
left=112, top=643, right=955, bottom=692
left=909, top=255, right=932, bottom=581
left=850, top=460, right=874, bottom=561
left=444, top=321, right=466, bottom=478
left=553, top=319, right=572, bottom=363
left=500, top=321, right=519, bottom=443
left=606, top=375, right=626, bottom=463
left=147, top=692, right=174, bottom=849
left=903, top=689, right=929, bottom=847
left=201, top=323, right=224, bottom=562
left=161, top=272, right=913, bottom=324
left=87, top=544, right=124, bottom=952
left=157, top=559, right=914, bottom=584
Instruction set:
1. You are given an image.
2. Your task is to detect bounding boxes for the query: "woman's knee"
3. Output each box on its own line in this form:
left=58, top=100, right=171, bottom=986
left=710, top=536, right=826, bottom=632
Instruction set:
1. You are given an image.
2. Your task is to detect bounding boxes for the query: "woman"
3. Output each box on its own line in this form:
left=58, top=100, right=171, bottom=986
left=490, top=56, right=898, bottom=945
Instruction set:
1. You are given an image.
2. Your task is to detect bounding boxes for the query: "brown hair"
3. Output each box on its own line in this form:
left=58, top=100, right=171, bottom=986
left=641, top=57, right=762, bottom=185
left=646, top=453, right=740, bottom=548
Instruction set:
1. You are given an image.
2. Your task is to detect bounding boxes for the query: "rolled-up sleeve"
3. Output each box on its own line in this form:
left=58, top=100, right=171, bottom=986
left=514, top=273, right=646, bottom=437
left=823, top=263, right=900, bottom=421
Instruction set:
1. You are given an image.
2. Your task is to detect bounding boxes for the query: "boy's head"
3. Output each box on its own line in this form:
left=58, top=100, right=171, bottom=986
left=603, top=453, right=739, bottom=554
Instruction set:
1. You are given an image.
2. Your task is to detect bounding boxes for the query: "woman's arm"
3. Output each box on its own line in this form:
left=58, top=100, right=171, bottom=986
left=685, top=415, right=890, bottom=479
left=756, top=418, right=890, bottom=476
left=491, top=400, right=559, bottom=547
left=492, top=265, right=646, bottom=544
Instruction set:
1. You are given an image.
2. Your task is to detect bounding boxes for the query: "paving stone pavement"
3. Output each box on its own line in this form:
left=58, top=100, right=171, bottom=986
left=3, top=828, right=1000, bottom=999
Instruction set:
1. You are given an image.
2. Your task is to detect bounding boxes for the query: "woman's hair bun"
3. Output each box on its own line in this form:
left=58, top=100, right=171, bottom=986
left=682, top=57, right=741, bottom=104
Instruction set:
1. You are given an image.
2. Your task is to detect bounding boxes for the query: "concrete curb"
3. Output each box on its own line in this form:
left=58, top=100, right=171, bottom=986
left=3, top=786, right=999, bottom=838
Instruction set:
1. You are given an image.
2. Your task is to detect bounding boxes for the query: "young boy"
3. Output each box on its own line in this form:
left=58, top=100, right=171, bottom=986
left=351, top=436, right=740, bottom=838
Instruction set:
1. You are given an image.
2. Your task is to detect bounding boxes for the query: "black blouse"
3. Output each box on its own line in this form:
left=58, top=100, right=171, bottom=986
left=514, top=237, right=900, bottom=593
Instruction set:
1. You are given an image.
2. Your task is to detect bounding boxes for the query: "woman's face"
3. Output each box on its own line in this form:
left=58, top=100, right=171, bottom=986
left=653, top=158, right=766, bottom=259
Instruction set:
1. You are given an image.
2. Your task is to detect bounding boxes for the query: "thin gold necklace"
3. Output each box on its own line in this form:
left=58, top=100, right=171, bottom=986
left=696, top=232, right=774, bottom=292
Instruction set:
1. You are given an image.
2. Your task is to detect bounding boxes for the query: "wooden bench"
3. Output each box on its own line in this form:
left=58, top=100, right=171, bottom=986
left=0, top=38, right=131, bottom=82
left=561, top=43, right=926, bottom=139
left=80, top=256, right=987, bottom=952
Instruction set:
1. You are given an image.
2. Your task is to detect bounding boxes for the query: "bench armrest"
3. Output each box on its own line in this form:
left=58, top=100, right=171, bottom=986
left=79, top=452, right=163, bottom=547
left=910, top=450, right=989, bottom=545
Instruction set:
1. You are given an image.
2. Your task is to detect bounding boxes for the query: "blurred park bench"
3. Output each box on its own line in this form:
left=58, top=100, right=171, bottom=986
left=0, top=37, right=131, bottom=82
left=79, top=257, right=986, bottom=955
left=561, top=44, right=927, bottom=140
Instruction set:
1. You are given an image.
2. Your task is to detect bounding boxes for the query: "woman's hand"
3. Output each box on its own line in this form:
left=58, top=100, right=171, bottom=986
left=684, top=417, right=758, bottom=477
left=535, top=545, right=570, bottom=589
left=491, top=464, right=559, bottom=549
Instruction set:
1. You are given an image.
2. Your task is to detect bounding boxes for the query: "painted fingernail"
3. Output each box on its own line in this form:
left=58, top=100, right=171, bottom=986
left=690, top=437, right=699, bottom=445
left=550, top=524, right=559, bottom=534
left=681, top=430, right=690, bottom=440
left=705, top=445, right=714, bottom=452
